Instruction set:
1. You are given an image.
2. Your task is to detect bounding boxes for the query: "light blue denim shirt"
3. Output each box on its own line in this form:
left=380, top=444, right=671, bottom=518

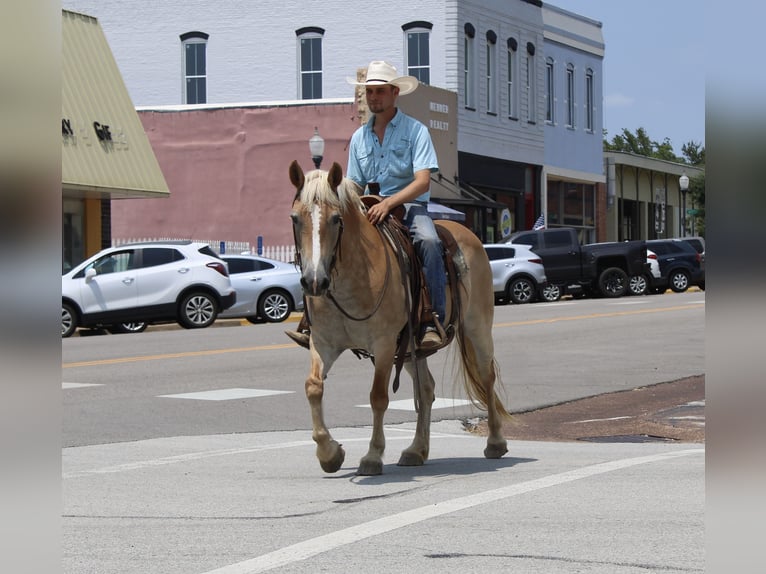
left=347, top=109, right=439, bottom=202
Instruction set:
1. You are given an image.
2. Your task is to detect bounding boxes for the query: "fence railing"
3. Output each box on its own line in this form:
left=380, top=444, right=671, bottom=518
left=112, top=238, right=295, bottom=263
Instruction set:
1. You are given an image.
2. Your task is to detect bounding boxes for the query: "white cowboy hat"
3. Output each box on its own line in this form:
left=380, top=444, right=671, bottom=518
left=346, top=61, right=419, bottom=96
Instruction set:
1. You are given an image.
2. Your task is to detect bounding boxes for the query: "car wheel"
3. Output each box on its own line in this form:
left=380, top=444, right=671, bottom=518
left=508, top=277, right=536, bottom=304
left=628, top=274, right=649, bottom=296
left=669, top=270, right=690, bottom=293
left=598, top=267, right=628, bottom=298
left=62, top=303, right=78, bottom=338
left=258, top=289, right=293, bottom=322
left=107, top=322, right=148, bottom=334
left=178, top=292, right=218, bottom=329
left=540, top=284, right=561, bottom=302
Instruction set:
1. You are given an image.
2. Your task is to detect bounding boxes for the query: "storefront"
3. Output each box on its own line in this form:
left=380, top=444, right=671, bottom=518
left=62, top=9, right=169, bottom=271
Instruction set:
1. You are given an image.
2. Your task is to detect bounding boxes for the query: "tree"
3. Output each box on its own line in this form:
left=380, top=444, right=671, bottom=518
left=603, top=127, right=705, bottom=166
left=688, top=173, right=705, bottom=237
left=682, top=141, right=705, bottom=165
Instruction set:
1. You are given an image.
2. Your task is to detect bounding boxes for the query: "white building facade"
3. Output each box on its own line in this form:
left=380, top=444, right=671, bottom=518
left=64, top=0, right=606, bottom=241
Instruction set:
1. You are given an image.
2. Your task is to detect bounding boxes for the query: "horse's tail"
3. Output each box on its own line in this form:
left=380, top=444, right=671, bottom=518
left=455, top=326, right=511, bottom=421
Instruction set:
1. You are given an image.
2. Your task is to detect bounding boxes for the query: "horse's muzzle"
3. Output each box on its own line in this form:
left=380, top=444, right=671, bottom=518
left=301, top=270, right=331, bottom=296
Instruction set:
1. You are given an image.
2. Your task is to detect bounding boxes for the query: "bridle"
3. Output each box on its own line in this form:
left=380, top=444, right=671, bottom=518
left=292, top=200, right=392, bottom=322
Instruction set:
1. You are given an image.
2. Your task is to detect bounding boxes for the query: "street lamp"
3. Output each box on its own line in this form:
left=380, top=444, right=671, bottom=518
left=309, top=127, right=325, bottom=169
left=679, top=172, right=689, bottom=237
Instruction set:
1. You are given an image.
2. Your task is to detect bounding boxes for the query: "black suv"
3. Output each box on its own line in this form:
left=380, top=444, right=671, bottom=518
left=646, top=239, right=705, bottom=293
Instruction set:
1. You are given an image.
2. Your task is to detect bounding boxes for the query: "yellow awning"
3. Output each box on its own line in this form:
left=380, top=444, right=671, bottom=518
left=62, top=10, right=169, bottom=199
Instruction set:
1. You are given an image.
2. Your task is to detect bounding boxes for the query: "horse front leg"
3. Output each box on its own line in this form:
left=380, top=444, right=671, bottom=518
left=305, top=347, right=345, bottom=473
left=357, top=355, right=395, bottom=476
left=398, top=358, right=435, bottom=466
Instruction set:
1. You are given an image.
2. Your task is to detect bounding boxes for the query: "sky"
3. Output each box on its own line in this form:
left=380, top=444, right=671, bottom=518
left=546, top=1, right=705, bottom=156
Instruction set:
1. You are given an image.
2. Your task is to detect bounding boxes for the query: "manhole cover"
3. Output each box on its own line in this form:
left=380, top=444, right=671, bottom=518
left=577, top=434, right=678, bottom=443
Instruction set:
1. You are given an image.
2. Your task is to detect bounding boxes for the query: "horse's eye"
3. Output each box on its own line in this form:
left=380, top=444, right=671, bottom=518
left=330, top=213, right=341, bottom=225
left=290, top=213, right=299, bottom=224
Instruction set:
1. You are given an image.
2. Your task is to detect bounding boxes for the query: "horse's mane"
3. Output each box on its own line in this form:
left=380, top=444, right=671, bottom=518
left=299, top=169, right=365, bottom=214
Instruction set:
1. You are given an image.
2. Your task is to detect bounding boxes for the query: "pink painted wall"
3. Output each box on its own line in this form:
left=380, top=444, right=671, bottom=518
left=111, top=103, right=359, bottom=247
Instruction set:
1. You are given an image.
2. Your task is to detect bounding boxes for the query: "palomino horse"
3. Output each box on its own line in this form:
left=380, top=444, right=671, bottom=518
left=288, top=160, right=509, bottom=475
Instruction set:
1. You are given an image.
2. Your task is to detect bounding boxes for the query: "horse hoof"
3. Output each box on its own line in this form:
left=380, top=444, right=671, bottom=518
left=319, top=444, right=345, bottom=473
left=356, top=457, right=383, bottom=476
left=397, top=451, right=426, bottom=466
left=484, top=441, right=508, bottom=459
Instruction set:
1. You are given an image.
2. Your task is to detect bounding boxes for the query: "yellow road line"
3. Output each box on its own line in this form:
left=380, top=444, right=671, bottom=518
left=494, top=303, right=704, bottom=328
left=63, top=303, right=703, bottom=369
left=63, top=343, right=296, bottom=368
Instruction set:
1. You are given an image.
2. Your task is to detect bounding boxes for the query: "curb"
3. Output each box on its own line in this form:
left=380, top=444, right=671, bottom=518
left=75, top=313, right=301, bottom=336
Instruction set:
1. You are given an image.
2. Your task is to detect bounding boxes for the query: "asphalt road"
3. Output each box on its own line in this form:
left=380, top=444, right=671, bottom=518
left=62, top=291, right=705, bottom=574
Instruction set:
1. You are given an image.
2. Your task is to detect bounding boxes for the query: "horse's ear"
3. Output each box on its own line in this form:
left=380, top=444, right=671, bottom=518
left=289, top=160, right=305, bottom=191
left=327, top=162, right=343, bottom=191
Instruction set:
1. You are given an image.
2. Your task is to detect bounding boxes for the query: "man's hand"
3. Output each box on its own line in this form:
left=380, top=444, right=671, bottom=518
left=366, top=199, right=392, bottom=225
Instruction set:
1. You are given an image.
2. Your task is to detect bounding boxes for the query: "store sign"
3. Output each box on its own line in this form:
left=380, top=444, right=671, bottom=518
left=62, top=117, right=127, bottom=149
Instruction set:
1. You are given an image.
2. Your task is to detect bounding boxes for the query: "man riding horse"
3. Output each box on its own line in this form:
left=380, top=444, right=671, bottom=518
left=287, top=60, right=446, bottom=350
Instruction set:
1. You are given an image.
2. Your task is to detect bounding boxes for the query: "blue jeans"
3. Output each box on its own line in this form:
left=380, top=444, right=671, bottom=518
left=402, top=202, right=446, bottom=322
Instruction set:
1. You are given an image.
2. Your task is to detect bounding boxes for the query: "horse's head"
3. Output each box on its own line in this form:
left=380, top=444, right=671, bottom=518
left=289, top=160, right=354, bottom=297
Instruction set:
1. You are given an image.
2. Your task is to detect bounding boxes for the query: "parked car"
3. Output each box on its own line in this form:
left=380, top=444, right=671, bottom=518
left=678, top=236, right=705, bottom=290
left=62, top=241, right=236, bottom=337
left=628, top=248, right=660, bottom=296
left=484, top=244, right=555, bottom=304
left=645, top=239, right=705, bottom=293
left=218, top=254, right=304, bottom=323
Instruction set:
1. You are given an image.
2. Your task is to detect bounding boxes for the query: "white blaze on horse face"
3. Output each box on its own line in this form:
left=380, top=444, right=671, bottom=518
left=310, top=203, right=322, bottom=288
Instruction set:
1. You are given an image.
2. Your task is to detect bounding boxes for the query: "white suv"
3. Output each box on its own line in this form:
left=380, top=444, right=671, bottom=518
left=62, top=241, right=236, bottom=337
left=484, top=243, right=553, bottom=304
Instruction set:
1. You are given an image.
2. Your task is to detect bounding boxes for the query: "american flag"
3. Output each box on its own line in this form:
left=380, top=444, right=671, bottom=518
left=532, top=214, right=545, bottom=230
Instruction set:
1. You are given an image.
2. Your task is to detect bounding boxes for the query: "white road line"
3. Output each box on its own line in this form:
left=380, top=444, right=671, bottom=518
left=200, top=448, right=704, bottom=574
left=62, top=382, right=103, bottom=389
left=158, top=388, right=294, bottom=401
left=62, top=430, right=472, bottom=479
left=357, top=398, right=473, bottom=411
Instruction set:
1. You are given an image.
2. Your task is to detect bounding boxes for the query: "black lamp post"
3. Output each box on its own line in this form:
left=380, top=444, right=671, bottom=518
left=679, top=173, right=689, bottom=237
left=309, top=127, right=325, bottom=169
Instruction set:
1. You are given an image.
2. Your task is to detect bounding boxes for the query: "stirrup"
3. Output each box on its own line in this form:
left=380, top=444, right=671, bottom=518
left=285, top=329, right=310, bottom=349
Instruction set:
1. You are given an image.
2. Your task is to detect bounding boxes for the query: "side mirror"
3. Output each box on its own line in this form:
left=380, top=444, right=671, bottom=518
left=85, top=268, right=97, bottom=282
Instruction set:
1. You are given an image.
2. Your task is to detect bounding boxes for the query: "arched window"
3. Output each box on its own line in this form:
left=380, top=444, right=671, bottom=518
left=526, top=42, right=536, bottom=123
left=566, top=63, right=575, bottom=128
left=585, top=68, right=594, bottom=132
left=545, top=57, right=554, bottom=123
left=507, top=37, right=518, bottom=119
left=180, top=32, right=208, bottom=104
left=296, top=27, right=324, bottom=99
left=486, top=30, right=497, bottom=113
left=403, top=21, right=432, bottom=84
left=464, top=23, right=476, bottom=109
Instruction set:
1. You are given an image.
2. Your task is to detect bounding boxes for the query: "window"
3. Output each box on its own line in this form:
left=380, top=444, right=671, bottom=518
left=566, top=63, right=575, bottom=128
left=84, top=250, right=135, bottom=277
left=296, top=27, right=324, bottom=99
left=464, top=23, right=476, bottom=109
left=545, top=230, right=573, bottom=248
left=507, top=38, right=518, bottom=118
left=526, top=42, right=536, bottom=123
left=180, top=32, right=208, bottom=104
left=484, top=246, right=516, bottom=261
left=513, top=232, right=539, bottom=249
left=545, top=57, right=554, bottom=123
left=486, top=30, right=497, bottom=113
left=140, top=248, right=183, bottom=268
left=403, top=21, right=432, bottom=84
left=226, top=258, right=275, bottom=274
left=585, top=68, right=594, bottom=132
